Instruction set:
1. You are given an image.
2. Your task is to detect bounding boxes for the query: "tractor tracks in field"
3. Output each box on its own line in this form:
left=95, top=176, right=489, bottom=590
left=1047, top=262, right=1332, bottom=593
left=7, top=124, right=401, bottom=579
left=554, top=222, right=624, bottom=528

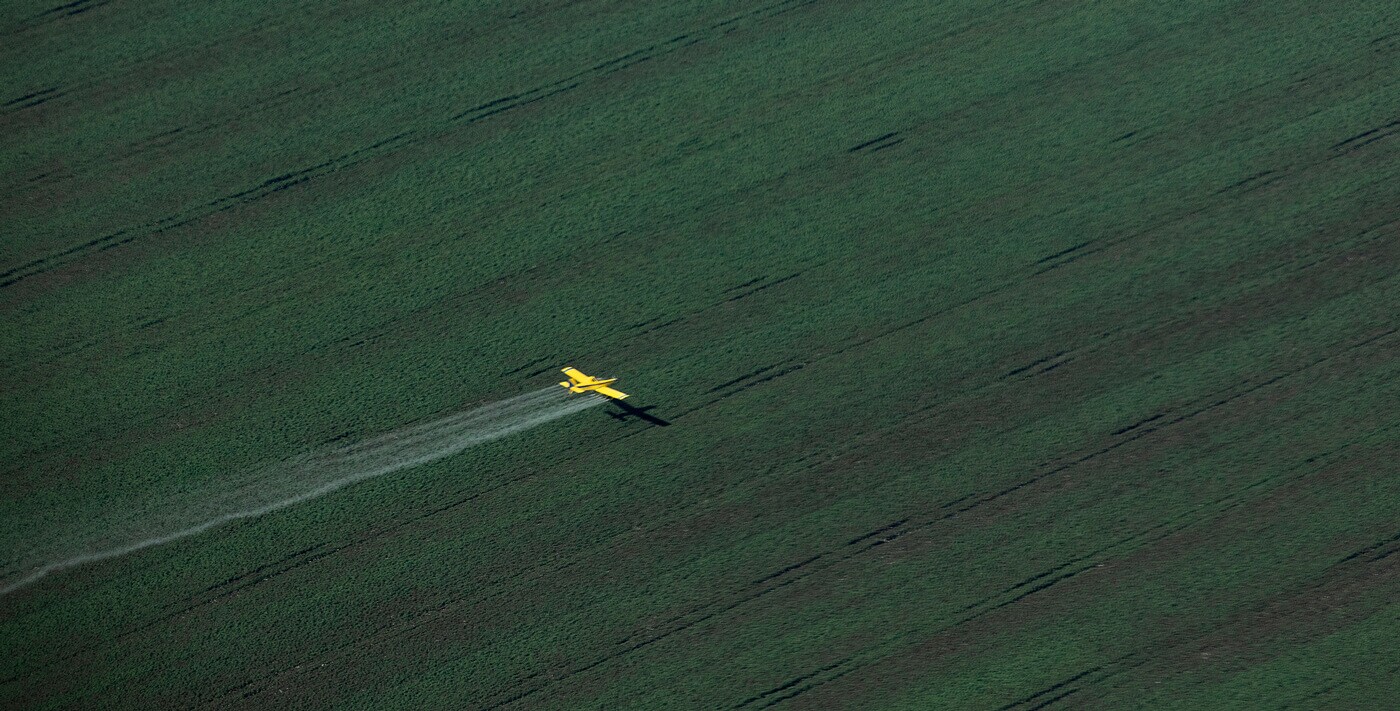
left=611, top=77, right=1400, bottom=424
left=679, top=204, right=1397, bottom=442
left=0, top=126, right=413, bottom=289
left=1005, top=508, right=1400, bottom=709
left=1331, top=118, right=1400, bottom=154
left=501, top=240, right=1388, bottom=705
left=2, top=427, right=593, bottom=688
left=2, top=0, right=523, bottom=192
left=1, top=85, right=66, bottom=111
left=7, top=0, right=1368, bottom=293
left=1, top=0, right=821, bottom=289
left=629, top=204, right=1393, bottom=442
left=723, top=365, right=1400, bottom=709
left=5, top=0, right=111, bottom=34
left=471, top=327, right=1399, bottom=709
left=2, top=5, right=320, bottom=119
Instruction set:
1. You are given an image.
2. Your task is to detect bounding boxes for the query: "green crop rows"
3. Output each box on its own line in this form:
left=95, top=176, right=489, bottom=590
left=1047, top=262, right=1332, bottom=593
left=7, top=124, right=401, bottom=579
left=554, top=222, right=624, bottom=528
left=3, top=0, right=1397, bottom=707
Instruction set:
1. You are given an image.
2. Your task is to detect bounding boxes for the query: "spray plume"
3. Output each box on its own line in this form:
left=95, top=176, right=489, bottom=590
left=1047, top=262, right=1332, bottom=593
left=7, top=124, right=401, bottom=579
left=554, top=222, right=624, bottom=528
left=2, top=388, right=602, bottom=595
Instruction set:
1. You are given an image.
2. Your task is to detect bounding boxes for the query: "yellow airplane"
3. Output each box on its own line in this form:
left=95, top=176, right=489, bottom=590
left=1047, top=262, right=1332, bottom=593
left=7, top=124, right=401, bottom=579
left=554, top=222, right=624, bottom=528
left=559, top=366, right=629, bottom=400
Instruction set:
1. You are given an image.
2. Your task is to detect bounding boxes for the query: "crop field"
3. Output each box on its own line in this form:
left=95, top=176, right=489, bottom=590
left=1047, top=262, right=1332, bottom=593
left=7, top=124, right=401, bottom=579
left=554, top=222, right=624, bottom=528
left=3, top=0, right=1398, bottom=708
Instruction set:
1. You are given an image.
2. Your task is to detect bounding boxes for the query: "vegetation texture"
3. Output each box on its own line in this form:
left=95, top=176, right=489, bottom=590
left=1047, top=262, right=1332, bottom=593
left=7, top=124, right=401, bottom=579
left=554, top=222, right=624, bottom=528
left=3, top=0, right=1398, bottom=708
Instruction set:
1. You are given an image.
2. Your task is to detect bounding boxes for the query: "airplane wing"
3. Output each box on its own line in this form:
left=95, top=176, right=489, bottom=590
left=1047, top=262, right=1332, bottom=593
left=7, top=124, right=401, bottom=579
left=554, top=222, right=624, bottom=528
left=593, top=386, right=629, bottom=400
left=560, top=367, right=586, bottom=384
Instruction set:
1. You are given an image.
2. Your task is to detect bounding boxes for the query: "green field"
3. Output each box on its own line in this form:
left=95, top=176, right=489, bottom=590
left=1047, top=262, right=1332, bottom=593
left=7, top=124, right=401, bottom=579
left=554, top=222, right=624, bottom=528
left=3, top=0, right=1398, bottom=707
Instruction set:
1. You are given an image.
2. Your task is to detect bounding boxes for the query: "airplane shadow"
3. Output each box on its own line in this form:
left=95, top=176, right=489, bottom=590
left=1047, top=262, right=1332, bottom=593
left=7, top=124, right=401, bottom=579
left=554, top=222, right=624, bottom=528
left=605, top=400, right=673, bottom=427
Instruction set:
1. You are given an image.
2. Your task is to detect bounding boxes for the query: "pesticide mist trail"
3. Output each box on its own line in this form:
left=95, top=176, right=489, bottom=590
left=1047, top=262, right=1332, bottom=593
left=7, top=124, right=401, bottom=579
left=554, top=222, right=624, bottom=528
left=1, top=388, right=603, bottom=596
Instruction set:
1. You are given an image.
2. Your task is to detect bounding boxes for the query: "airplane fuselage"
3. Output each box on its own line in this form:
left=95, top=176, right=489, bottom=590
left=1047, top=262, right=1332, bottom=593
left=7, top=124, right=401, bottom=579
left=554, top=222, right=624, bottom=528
left=558, top=366, right=629, bottom=399
left=564, top=377, right=616, bottom=392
